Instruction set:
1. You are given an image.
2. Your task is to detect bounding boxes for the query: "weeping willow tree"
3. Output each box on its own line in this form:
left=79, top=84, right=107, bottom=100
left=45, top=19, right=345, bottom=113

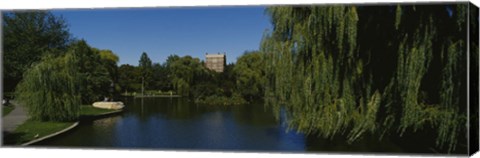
left=262, top=5, right=376, bottom=143
left=383, top=4, right=467, bottom=152
left=262, top=4, right=468, bottom=153
left=15, top=51, right=82, bottom=122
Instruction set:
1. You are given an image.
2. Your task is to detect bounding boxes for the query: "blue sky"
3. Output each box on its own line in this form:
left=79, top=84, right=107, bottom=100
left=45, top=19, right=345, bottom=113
left=52, top=6, right=272, bottom=66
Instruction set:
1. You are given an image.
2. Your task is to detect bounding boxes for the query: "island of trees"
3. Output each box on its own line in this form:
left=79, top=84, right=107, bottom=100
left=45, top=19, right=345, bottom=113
left=3, top=3, right=478, bottom=153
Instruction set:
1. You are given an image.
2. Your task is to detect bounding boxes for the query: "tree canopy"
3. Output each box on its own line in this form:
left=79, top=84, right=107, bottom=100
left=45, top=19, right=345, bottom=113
left=139, top=52, right=153, bottom=91
left=69, top=40, right=119, bottom=103
left=165, top=55, right=210, bottom=97
left=233, top=51, right=266, bottom=101
left=261, top=4, right=469, bottom=152
left=118, top=64, right=142, bottom=93
left=3, top=11, right=72, bottom=93
left=15, top=51, right=82, bottom=121
left=6, top=11, right=122, bottom=121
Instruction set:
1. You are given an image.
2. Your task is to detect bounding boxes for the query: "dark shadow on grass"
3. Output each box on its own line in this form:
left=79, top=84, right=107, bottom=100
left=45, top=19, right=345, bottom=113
left=3, top=131, right=27, bottom=145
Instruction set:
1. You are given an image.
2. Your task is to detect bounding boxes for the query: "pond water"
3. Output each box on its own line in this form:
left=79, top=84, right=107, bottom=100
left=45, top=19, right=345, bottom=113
left=34, top=97, right=452, bottom=154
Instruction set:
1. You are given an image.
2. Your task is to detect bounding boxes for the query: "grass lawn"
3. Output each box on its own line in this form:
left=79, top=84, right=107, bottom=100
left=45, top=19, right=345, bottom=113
left=3, top=105, right=119, bottom=145
left=80, top=105, right=118, bottom=116
left=2, top=105, right=14, bottom=117
left=3, top=120, right=74, bottom=145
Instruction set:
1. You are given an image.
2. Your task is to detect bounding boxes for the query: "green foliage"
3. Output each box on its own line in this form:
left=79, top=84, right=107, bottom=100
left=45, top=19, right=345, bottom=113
left=118, top=66, right=169, bottom=95
left=97, top=49, right=120, bottom=83
left=263, top=6, right=363, bottom=139
left=219, top=63, right=237, bottom=97
left=434, top=41, right=464, bottom=151
left=139, top=52, right=153, bottom=68
left=261, top=4, right=468, bottom=153
left=381, top=5, right=467, bottom=152
left=5, top=12, right=119, bottom=121
left=70, top=40, right=115, bottom=104
left=139, top=52, right=154, bottom=90
left=118, top=64, right=142, bottom=93
left=394, top=18, right=435, bottom=134
left=151, top=63, right=171, bottom=91
left=15, top=52, right=81, bottom=122
left=195, top=93, right=247, bottom=106
left=233, top=51, right=266, bottom=101
left=135, top=54, right=243, bottom=105
left=3, top=11, right=71, bottom=93
left=166, top=55, right=211, bottom=97
left=98, top=49, right=119, bottom=63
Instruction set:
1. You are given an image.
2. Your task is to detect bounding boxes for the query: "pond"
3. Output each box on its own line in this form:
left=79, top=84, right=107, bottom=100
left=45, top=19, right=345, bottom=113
left=34, top=97, right=448, bottom=154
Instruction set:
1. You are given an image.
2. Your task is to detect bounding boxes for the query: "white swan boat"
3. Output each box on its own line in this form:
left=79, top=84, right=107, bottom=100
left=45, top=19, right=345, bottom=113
left=92, top=101, right=125, bottom=110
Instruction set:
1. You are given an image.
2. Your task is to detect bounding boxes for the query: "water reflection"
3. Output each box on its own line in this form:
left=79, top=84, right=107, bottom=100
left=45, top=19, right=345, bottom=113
left=36, top=97, right=414, bottom=153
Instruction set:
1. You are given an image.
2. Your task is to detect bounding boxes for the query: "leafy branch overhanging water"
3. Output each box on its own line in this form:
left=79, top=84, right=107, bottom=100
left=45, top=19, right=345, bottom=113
left=261, top=4, right=472, bottom=153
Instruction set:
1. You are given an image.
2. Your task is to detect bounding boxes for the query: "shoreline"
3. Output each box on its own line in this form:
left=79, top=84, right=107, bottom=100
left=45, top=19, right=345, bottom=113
left=13, top=108, right=124, bottom=146
left=21, top=122, right=79, bottom=146
left=79, top=110, right=124, bottom=121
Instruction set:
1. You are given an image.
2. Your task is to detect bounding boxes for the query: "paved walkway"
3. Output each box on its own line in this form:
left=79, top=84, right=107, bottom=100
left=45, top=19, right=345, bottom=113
left=2, top=101, right=28, bottom=133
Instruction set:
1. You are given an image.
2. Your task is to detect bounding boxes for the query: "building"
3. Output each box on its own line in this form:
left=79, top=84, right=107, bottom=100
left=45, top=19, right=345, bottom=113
left=205, top=53, right=226, bottom=72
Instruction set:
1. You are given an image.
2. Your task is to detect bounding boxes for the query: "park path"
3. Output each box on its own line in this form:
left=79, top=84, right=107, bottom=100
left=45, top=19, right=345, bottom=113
left=2, top=101, right=28, bottom=133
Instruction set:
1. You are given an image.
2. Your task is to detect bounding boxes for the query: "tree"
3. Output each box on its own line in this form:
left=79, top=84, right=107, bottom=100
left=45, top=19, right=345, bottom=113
left=3, top=11, right=72, bottom=93
left=139, top=52, right=153, bottom=91
left=217, top=63, right=236, bottom=97
left=262, top=6, right=361, bottom=142
left=261, top=4, right=467, bottom=152
left=96, top=49, right=120, bottom=97
left=118, top=64, right=142, bottom=93
left=233, top=51, right=266, bottom=101
left=165, top=55, right=181, bottom=90
left=151, top=63, right=170, bottom=91
left=139, top=52, right=153, bottom=68
left=15, top=52, right=81, bottom=121
left=70, top=40, right=114, bottom=103
left=166, top=55, right=210, bottom=97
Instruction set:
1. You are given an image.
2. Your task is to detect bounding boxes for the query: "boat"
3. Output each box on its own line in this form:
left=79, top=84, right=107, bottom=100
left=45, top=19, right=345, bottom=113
left=92, top=101, right=125, bottom=110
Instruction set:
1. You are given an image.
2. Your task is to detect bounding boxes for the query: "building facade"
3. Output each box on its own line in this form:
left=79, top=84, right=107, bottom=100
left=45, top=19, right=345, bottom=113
left=205, top=53, right=226, bottom=72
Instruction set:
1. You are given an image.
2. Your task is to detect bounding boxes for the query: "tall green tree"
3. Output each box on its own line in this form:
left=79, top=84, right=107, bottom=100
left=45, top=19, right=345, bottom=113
left=151, top=63, right=170, bottom=91
left=166, top=55, right=210, bottom=97
left=97, top=49, right=119, bottom=80
left=118, top=64, right=142, bottom=93
left=3, top=11, right=71, bottom=93
left=15, top=52, right=81, bottom=121
left=217, top=63, right=236, bottom=97
left=233, top=51, right=266, bottom=101
left=96, top=49, right=120, bottom=97
left=70, top=40, right=113, bottom=103
left=139, top=52, right=153, bottom=91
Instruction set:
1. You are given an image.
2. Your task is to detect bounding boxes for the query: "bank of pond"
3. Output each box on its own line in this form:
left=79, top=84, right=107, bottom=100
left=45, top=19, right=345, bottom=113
left=8, top=97, right=466, bottom=155
left=3, top=105, right=122, bottom=145
left=126, top=94, right=247, bottom=106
